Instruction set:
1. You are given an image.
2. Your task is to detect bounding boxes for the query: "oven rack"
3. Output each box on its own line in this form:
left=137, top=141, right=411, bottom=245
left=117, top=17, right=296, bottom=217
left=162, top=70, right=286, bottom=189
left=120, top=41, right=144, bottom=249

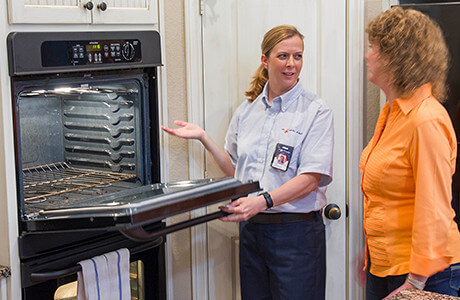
left=22, top=162, right=136, bottom=202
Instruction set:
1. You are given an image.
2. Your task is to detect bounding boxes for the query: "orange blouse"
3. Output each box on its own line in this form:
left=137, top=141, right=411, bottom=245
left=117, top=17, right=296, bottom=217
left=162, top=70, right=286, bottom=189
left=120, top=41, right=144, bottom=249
left=360, top=83, right=460, bottom=277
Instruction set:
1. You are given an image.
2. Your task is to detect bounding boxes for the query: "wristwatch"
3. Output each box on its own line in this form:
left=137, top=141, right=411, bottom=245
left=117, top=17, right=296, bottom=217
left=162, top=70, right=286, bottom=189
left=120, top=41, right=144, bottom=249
left=261, top=192, right=274, bottom=208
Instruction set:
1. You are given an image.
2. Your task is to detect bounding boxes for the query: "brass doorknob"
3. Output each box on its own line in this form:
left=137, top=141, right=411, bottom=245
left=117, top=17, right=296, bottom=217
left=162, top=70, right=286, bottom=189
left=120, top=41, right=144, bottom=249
left=324, top=204, right=341, bottom=220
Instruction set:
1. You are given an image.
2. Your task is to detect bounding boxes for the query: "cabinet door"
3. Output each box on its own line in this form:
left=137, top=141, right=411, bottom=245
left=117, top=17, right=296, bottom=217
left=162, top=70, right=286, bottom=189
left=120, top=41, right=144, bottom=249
left=7, top=0, right=91, bottom=24
left=92, top=0, right=157, bottom=25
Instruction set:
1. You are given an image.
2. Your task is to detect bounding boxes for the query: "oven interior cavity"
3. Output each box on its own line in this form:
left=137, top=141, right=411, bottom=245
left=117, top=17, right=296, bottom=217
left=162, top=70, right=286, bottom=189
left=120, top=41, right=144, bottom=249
left=18, top=81, right=144, bottom=216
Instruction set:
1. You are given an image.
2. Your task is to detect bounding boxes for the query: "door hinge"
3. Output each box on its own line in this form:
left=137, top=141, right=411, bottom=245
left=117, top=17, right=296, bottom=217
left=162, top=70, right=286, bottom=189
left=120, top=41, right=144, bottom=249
left=199, top=0, right=204, bottom=15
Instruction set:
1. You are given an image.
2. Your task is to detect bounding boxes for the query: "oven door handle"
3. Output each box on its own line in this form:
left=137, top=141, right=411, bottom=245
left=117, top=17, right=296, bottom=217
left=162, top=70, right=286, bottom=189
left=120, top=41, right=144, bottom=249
left=120, top=211, right=229, bottom=242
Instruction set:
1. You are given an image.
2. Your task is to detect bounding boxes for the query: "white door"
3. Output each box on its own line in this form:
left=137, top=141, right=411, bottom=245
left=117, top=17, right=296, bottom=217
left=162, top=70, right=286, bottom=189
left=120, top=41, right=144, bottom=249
left=201, top=1, right=347, bottom=299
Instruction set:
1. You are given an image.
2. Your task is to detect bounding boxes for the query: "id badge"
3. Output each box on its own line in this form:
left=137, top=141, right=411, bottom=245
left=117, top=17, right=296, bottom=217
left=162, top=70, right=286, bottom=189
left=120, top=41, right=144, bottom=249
left=271, top=143, right=293, bottom=172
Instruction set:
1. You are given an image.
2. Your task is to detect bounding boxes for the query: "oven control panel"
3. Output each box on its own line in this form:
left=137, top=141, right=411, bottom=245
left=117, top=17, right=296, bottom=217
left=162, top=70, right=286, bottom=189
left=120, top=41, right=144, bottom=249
left=41, top=39, right=142, bottom=67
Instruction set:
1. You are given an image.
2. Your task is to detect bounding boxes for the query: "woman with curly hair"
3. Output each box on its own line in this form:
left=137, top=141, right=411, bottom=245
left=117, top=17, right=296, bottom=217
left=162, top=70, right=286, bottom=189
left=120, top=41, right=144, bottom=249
left=360, top=6, right=460, bottom=299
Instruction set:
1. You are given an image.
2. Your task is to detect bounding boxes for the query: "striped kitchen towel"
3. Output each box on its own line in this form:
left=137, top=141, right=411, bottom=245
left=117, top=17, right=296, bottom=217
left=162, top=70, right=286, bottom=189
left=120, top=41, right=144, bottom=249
left=77, top=248, right=131, bottom=300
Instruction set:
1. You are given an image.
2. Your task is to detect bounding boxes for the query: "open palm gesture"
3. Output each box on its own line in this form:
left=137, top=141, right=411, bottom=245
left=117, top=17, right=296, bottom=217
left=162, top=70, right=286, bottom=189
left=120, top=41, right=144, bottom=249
left=161, top=120, right=205, bottom=141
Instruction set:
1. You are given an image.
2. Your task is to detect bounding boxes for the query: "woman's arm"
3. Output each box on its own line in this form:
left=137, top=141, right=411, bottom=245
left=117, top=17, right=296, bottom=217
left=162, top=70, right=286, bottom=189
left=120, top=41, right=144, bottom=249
left=200, top=130, right=235, bottom=177
left=408, top=120, right=456, bottom=276
left=219, top=172, right=321, bottom=222
left=383, top=273, right=428, bottom=299
left=385, top=118, right=455, bottom=298
left=161, top=120, right=235, bottom=177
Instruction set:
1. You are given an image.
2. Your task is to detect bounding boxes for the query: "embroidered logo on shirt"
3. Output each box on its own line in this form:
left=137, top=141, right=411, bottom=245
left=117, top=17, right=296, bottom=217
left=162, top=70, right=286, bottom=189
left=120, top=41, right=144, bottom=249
left=282, top=128, right=303, bottom=135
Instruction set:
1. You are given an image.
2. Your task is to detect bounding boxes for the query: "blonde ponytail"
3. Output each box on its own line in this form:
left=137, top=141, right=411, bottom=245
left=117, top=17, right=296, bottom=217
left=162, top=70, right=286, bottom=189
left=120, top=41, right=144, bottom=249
left=245, top=64, right=268, bottom=102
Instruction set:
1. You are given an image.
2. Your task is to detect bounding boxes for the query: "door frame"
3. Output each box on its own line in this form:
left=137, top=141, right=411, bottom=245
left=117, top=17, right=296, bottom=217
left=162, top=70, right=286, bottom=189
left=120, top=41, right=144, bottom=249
left=182, top=0, right=365, bottom=299
left=183, top=1, right=208, bottom=300
left=347, top=0, right=365, bottom=299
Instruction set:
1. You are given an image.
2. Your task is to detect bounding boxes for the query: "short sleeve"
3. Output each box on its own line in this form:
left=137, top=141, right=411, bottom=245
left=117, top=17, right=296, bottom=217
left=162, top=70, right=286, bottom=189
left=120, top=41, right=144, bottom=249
left=297, top=104, right=334, bottom=187
left=224, top=103, right=245, bottom=168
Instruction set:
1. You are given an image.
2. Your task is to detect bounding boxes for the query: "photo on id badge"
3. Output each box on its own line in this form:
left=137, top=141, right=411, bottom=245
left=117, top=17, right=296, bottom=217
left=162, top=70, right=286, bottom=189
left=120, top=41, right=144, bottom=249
left=271, top=143, right=293, bottom=172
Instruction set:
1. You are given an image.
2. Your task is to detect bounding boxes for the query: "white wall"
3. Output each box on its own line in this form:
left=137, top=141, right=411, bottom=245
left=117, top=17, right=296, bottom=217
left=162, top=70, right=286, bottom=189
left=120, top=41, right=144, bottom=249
left=162, top=1, right=195, bottom=299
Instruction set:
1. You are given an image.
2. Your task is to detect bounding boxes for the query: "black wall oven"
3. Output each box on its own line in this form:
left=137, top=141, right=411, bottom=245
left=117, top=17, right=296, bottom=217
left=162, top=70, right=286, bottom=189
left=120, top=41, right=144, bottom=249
left=7, top=31, right=260, bottom=299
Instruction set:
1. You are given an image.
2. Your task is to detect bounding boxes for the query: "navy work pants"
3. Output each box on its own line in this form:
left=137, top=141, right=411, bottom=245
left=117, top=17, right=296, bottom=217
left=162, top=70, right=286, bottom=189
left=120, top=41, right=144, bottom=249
left=239, top=213, right=326, bottom=300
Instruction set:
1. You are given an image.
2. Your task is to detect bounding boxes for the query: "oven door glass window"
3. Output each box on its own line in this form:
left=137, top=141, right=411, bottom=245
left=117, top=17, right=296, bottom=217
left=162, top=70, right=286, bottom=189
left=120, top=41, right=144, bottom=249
left=29, top=177, right=260, bottom=232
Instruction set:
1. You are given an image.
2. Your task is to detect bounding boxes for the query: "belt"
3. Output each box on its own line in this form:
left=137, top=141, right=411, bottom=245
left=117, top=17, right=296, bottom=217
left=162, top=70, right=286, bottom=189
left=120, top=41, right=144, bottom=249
left=248, top=211, right=318, bottom=224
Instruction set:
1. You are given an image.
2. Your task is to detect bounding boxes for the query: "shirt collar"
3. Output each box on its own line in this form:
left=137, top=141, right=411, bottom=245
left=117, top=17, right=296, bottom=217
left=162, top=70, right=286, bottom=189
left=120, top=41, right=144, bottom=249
left=393, top=83, right=433, bottom=115
left=261, top=81, right=303, bottom=112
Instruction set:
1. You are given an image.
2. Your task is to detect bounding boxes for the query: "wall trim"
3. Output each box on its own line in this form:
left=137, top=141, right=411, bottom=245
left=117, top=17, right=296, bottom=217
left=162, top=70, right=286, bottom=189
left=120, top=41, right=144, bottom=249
left=156, top=0, right=174, bottom=299
left=184, top=0, right=208, bottom=300
left=347, top=0, right=365, bottom=299
left=0, top=1, right=20, bottom=296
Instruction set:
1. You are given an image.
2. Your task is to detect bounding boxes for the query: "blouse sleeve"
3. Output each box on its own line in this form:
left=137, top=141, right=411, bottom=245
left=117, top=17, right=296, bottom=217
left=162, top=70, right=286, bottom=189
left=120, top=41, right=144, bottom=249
left=409, top=119, right=457, bottom=276
left=296, top=104, right=334, bottom=187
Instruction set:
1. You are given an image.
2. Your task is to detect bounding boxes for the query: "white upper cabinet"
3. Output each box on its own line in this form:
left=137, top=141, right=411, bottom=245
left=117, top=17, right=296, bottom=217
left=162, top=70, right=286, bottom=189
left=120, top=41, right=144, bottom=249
left=8, top=0, right=158, bottom=25
left=90, top=0, right=157, bottom=24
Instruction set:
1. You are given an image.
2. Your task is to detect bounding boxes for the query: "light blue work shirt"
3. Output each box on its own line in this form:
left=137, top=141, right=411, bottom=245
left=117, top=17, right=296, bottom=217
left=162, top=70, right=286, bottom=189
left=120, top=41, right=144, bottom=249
left=224, top=81, right=334, bottom=213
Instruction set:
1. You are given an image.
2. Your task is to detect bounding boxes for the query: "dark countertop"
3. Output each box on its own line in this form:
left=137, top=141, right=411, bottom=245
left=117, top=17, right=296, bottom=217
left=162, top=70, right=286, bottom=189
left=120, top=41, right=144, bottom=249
left=388, top=289, right=459, bottom=299
left=0, top=266, right=11, bottom=279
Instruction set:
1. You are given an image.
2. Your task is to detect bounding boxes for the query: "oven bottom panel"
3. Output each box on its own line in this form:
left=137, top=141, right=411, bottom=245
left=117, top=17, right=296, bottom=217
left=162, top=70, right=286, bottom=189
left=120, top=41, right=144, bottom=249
left=19, top=223, right=166, bottom=299
left=22, top=246, right=165, bottom=300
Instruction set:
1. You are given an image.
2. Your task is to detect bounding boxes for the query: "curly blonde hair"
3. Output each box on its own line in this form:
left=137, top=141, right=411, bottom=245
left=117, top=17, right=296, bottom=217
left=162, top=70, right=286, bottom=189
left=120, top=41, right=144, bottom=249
left=245, top=25, right=304, bottom=102
left=366, top=6, right=449, bottom=101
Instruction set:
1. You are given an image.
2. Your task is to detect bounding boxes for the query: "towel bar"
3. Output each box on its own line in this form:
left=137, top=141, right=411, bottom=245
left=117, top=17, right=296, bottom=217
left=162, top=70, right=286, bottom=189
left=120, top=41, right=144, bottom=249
left=29, top=236, right=163, bottom=282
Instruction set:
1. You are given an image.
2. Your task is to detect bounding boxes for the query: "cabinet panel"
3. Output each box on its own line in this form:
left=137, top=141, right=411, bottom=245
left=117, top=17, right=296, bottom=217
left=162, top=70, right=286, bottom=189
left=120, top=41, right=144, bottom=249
left=7, top=0, right=157, bottom=25
left=92, top=0, right=158, bottom=24
left=8, top=0, right=91, bottom=24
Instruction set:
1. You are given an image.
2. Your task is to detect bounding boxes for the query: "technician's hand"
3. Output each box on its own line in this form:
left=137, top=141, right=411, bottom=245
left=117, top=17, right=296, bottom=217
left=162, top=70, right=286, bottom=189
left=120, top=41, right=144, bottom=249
left=161, top=120, right=205, bottom=141
left=219, top=195, right=267, bottom=222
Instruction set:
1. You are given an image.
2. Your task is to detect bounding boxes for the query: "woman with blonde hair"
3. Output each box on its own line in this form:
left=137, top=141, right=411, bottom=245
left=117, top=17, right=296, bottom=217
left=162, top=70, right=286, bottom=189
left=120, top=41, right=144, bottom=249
left=361, top=6, right=460, bottom=299
left=162, top=25, right=334, bottom=299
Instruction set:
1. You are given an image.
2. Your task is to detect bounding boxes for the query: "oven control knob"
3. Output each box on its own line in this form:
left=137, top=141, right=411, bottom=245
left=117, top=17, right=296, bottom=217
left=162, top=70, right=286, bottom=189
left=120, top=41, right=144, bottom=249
left=122, top=42, right=135, bottom=61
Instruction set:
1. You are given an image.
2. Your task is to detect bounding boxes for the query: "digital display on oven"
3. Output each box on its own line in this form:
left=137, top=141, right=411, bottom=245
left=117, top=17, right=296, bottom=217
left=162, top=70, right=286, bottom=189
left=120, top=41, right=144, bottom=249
left=86, top=44, right=101, bottom=52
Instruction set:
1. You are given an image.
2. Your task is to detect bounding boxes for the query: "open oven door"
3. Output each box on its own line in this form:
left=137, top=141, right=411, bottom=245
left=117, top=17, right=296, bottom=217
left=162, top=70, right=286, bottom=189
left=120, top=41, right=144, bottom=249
left=23, top=177, right=260, bottom=239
